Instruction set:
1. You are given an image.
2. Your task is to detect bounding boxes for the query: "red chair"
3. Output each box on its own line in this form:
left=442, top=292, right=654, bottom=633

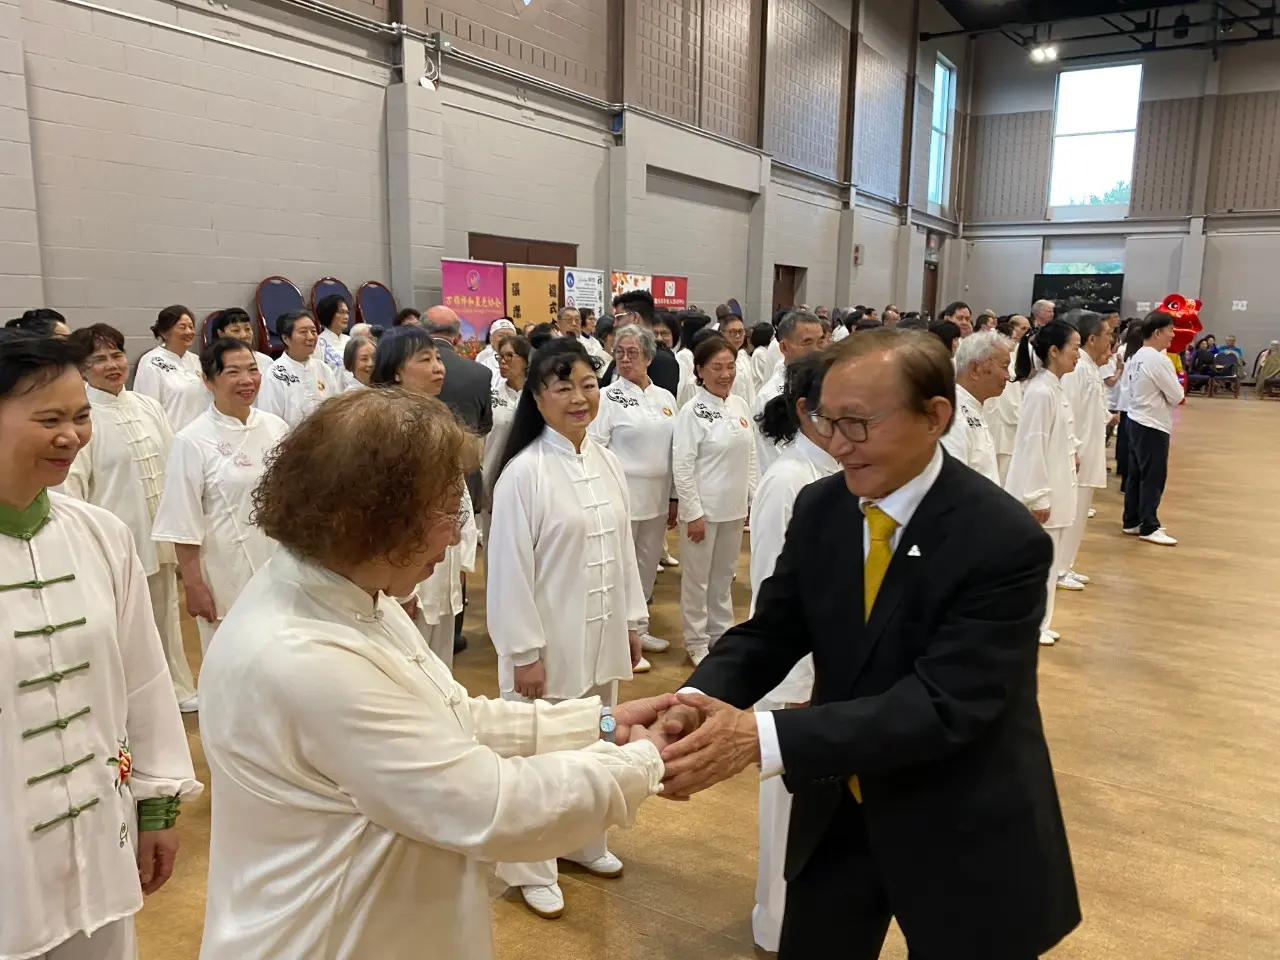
left=356, top=281, right=397, bottom=329
left=311, top=277, right=355, bottom=332
left=201, top=309, right=225, bottom=348
left=256, top=276, right=305, bottom=357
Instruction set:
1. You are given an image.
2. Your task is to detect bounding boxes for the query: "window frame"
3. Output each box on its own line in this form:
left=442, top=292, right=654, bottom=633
left=927, top=55, right=957, bottom=209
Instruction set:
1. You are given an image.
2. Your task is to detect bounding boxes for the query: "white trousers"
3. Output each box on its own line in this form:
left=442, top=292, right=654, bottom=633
left=680, top=518, right=745, bottom=658
left=752, top=696, right=792, bottom=953
left=631, top=516, right=667, bottom=636
left=495, top=681, right=617, bottom=888
left=1042, top=526, right=1064, bottom=637
left=39, top=918, right=136, bottom=960
left=148, top=565, right=195, bottom=702
left=1059, top=485, right=1096, bottom=577
left=414, top=613, right=455, bottom=673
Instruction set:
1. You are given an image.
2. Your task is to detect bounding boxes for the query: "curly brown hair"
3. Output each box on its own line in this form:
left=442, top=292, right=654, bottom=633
left=252, top=388, right=474, bottom=568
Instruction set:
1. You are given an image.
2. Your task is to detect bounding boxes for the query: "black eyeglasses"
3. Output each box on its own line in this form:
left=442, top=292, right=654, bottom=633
left=809, top=408, right=900, bottom=443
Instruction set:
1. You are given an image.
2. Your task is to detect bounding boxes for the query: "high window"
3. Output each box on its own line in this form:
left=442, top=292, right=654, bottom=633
left=927, top=57, right=956, bottom=207
left=1048, top=64, right=1143, bottom=210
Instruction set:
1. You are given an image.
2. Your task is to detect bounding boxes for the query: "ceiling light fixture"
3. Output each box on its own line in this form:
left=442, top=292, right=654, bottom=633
left=1030, top=44, right=1058, bottom=62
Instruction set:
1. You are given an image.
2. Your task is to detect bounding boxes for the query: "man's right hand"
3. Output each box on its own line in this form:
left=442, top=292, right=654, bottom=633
left=184, top=580, right=217, bottom=623
left=1031, top=508, right=1051, bottom=525
left=513, top=660, right=546, bottom=700
left=686, top=517, right=707, bottom=543
left=659, top=703, right=703, bottom=741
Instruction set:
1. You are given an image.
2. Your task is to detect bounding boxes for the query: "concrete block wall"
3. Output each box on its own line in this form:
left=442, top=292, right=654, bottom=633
left=766, top=174, right=842, bottom=309
left=0, top=0, right=43, bottom=318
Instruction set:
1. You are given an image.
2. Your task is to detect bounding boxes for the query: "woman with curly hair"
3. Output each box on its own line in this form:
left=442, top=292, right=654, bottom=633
left=197, top=387, right=673, bottom=960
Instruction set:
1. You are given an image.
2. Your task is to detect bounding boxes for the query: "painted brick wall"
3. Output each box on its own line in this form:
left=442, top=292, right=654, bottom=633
left=20, top=0, right=389, bottom=344
left=852, top=209, right=899, bottom=308
left=1, top=0, right=43, bottom=317
left=768, top=178, right=841, bottom=307
left=636, top=0, right=701, bottom=125
left=766, top=0, right=847, bottom=179
left=699, top=0, right=759, bottom=145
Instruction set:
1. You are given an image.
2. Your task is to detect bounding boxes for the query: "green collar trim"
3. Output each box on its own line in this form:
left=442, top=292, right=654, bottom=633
left=0, top=491, right=50, bottom=541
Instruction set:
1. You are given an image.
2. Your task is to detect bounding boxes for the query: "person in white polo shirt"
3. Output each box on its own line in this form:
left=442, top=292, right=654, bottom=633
left=1120, top=310, right=1183, bottom=546
left=942, top=329, right=1012, bottom=485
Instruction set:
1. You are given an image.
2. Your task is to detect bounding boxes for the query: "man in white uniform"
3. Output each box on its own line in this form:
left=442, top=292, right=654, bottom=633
left=559, top=307, right=610, bottom=365
left=752, top=310, right=826, bottom=475
left=942, top=330, right=1012, bottom=485
left=257, top=310, right=342, bottom=427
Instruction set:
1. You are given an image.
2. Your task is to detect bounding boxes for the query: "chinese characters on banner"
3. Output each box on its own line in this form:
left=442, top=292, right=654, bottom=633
left=610, top=272, right=652, bottom=298
left=652, top=275, right=688, bottom=310
left=563, top=268, right=606, bottom=317
left=440, top=259, right=506, bottom=344
left=505, top=264, right=561, bottom=327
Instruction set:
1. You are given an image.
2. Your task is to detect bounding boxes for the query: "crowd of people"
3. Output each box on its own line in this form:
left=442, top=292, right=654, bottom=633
left=1, top=286, right=1197, bottom=960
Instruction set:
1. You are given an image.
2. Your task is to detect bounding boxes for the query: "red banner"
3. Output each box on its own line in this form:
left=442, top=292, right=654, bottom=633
left=652, top=275, right=688, bottom=310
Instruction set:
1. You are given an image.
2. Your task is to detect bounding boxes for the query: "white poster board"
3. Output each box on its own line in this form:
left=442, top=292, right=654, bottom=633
left=563, top=268, right=606, bottom=317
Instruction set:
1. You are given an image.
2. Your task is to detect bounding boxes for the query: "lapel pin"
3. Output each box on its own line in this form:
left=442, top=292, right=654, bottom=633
left=907, top=544, right=921, bottom=557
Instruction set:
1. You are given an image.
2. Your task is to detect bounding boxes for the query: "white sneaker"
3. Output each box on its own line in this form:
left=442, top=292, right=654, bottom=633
left=632, top=656, right=651, bottom=674
left=178, top=695, right=199, bottom=713
left=660, top=552, right=679, bottom=568
left=1122, top=526, right=1141, bottom=535
left=519, top=884, right=565, bottom=919
left=687, top=647, right=708, bottom=667
left=1056, top=575, right=1085, bottom=592
left=641, top=633, right=670, bottom=653
left=1067, top=570, right=1090, bottom=585
left=1087, top=508, right=1096, bottom=519
left=1039, top=632, right=1057, bottom=646
left=1140, top=528, right=1178, bottom=546
left=1045, top=629, right=1060, bottom=640
left=567, top=852, right=624, bottom=878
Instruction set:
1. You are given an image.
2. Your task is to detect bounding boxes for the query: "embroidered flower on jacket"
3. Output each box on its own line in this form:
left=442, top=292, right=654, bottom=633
left=106, top=738, right=132, bottom=792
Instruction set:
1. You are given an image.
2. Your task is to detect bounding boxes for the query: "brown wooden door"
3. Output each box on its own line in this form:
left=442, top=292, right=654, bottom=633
left=922, top=262, right=939, bottom=321
left=468, top=234, right=578, bottom=268
left=773, top=265, right=799, bottom=314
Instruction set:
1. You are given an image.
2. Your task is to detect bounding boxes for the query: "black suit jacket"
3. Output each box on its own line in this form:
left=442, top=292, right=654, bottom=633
left=433, top=339, right=493, bottom=437
left=687, top=453, right=1080, bottom=959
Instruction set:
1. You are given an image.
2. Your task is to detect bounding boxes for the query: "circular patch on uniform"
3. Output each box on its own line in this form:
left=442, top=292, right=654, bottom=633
left=739, top=417, right=749, bottom=428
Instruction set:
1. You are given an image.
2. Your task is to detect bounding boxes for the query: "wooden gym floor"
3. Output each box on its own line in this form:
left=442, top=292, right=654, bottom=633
left=140, top=396, right=1280, bottom=959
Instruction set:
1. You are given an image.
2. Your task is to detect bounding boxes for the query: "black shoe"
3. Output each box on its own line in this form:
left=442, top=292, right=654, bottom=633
left=454, top=635, right=468, bottom=655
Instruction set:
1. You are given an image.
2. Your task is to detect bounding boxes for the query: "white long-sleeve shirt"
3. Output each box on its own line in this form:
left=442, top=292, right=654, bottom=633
left=198, top=548, right=661, bottom=960
left=1124, top=345, right=1184, bottom=434
left=257, top=352, right=342, bottom=428
left=2, top=492, right=201, bottom=960
left=1062, top=351, right=1111, bottom=488
left=487, top=430, right=647, bottom=700
left=984, top=356, right=1023, bottom=458
left=588, top=376, right=677, bottom=521
left=61, top=386, right=175, bottom=576
left=133, top=345, right=208, bottom=433
left=942, top=384, right=1000, bottom=485
left=749, top=434, right=838, bottom=705
left=672, top=387, right=755, bottom=524
left=414, top=485, right=477, bottom=625
left=317, top=328, right=349, bottom=375
left=751, top=367, right=787, bottom=478
left=1003, top=373, right=1077, bottom=530
left=734, top=349, right=757, bottom=408
left=152, top=407, right=287, bottom=617
left=481, top=379, right=521, bottom=493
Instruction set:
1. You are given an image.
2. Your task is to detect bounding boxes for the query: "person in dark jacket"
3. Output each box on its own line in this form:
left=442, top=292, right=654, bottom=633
left=612, top=290, right=680, bottom=398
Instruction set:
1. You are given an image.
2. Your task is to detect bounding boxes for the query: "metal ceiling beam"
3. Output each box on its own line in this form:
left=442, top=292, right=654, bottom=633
left=920, top=4, right=1276, bottom=41
left=1050, top=30, right=1271, bottom=62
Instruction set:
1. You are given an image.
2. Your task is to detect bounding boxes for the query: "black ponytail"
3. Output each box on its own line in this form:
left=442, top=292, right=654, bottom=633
left=490, top=338, right=600, bottom=496
left=1015, top=318, right=1077, bottom=382
left=754, top=351, right=827, bottom=446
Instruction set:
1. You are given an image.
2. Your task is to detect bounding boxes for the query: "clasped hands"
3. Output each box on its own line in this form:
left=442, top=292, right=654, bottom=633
left=612, top=692, right=760, bottom=800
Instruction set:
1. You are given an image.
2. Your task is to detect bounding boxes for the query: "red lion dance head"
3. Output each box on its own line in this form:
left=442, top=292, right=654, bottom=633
left=1156, top=294, right=1203, bottom=395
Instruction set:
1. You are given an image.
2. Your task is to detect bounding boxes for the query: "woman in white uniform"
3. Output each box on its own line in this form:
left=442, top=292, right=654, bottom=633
left=672, top=335, right=755, bottom=665
left=480, top=334, right=530, bottom=546
left=589, top=324, right=678, bottom=668
left=1004, top=319, right=1080, bottom=647
left=720, top=312, right=757, bottom=408
left=487, top=338, right=647, bottom=921
left=342, top=334, right=375, bottom=391
left=1059, top=311, right=1114, bottom=589
left=475, top=318, right=517, bottom=385
left=0, top=331, right=200, bottom=960
left=747, top=352, right=839, bottom=953
left=209, top=309, right=274, bottom=378
left=133, top=304, right=207, bottom=433
left=197, top=387, right=671, bottom=960
left=62, top=325, right=197, bottom=713
left=315, top=294, right=350, bottom=374
left=257, top=310, right=342, bottom=427
left=153, top=339, right=288, bottom=656
left=370, top=326, right=477, bottom=672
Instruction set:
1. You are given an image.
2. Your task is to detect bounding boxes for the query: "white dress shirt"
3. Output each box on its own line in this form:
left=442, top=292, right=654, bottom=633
left=941, top=384, right=1000, bottom=485
left=1062, top=351, right=1111, bottom=489
left=671, top=387, right=755, bottom=524
left=257, top=352, right=342, bottom=427
left=1004, top=373, right=1077, bottom=530
left=588, top=376, right=678, bottom=521
left=1124, top=345, right=1184, bottom=434
left=133, top=345, right=208, bottom=433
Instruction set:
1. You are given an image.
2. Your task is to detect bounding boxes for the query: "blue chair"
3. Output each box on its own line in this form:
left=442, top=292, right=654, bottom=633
left=311, top=277, right=355, bottom=332
left=256, top=276, right=305, bottom=356
left=356, top=280, right=397, bottom=329
left=202, top=309, right=224, bottom=348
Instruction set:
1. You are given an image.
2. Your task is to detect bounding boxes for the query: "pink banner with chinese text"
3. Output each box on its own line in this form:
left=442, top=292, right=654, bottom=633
left=441, top=259, right=506, bottom=342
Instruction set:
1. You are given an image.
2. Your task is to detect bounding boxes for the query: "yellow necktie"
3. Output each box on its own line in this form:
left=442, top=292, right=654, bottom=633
left=851, top=504, right=898, bottom=803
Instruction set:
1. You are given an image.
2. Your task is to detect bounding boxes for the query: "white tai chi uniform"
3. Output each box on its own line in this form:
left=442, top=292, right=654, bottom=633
left=747, top=434, right=838, bottom=952
left=152, top=407, right=287, bottom=654
left=60, top=386, right=195, bottom=704
left=751, top=367, right=787, bottom=477
left=984, top=361, right=1023, bottom=486
left=317, top=327, right=349, bottom=376
left=941, top=384, right=1001, bottom=485
left=480, top=378, right=521, bottom=547
left=1004, top=372, right=1077, bottom=641
left=579, top=333, right=611, bottom=366
left=256, top=353, right=341, bottom=428
left=487, top=429, right=647, bottom=889
left=132, top=345, right=207, bottom=433
left=590, top=376, right=678, bottom=635
left=759, top=337, right=784, bottom=385
left=672, top=387, right=755, bottom=660
left=474, top=344, right=499, bottom=384
left=197, top=549, right=662, bottom=960
left=733, top=349, right=757, bottom=408
left=410, top=486, right=477, bottom=672
left=1061, top=351, right=1110, bottom=575
left=1, top=492, right=201, bottom=960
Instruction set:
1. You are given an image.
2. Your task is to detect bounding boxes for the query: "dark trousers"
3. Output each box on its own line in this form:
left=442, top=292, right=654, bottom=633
left=1122, top=420, right=1170, bottom=535
left=1114, top=412, right=1130, bottom=490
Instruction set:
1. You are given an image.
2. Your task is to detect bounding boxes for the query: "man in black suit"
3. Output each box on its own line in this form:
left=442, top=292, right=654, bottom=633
left=660, top=328, right=1080, bottom=960
left=611, top=290, right=680, bottom=397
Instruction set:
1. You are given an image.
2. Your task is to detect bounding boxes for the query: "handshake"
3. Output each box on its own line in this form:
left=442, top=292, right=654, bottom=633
left=609, top=692, right=762, bottom=800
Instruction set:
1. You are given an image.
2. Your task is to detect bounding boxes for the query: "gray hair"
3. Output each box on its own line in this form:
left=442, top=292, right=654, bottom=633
left=426, top=317, right=461, bottom=337
left=953, top=329, right=1012, bottom=373
left=343, top=334, right=375, bottom=373
left=613, top=323, right=656, bottom=361
left=1031, top=299, right=1055, bottom=316
left=349, top=322, right=373, bottom=340
left=776, top=309, right=822, bottom=342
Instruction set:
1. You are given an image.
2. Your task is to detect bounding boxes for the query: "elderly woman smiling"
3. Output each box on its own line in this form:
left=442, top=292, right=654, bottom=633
left=197, top=388, right=672, bottom=960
